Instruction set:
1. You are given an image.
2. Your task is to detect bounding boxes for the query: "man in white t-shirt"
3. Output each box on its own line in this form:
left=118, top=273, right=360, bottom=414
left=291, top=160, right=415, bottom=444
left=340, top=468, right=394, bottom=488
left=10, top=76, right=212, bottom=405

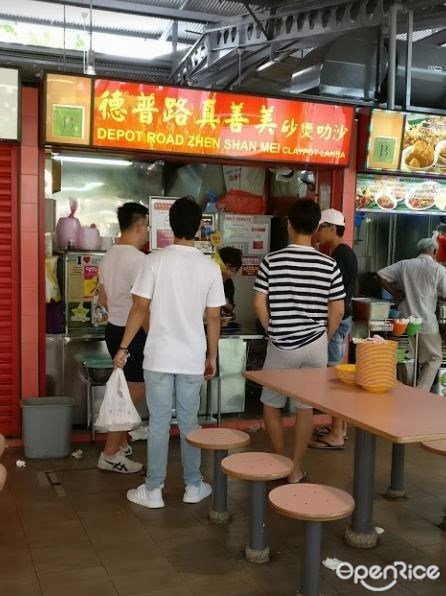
left=97, top=202, right=148, bottom=474
left=114, top=196, right=225, bottom=508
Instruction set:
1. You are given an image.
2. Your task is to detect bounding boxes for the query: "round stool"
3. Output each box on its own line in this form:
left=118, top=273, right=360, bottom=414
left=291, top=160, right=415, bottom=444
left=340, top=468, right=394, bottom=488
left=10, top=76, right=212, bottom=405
left=187, top=428, right=250, bottom=523
left=221, top=451, right=293, bottom=563
left=269, top=484, right=355, bottom=596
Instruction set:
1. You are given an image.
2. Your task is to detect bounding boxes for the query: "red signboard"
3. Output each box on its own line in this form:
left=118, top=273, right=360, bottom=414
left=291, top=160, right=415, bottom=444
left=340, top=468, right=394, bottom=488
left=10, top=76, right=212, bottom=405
left=92, top=80, right=353, bottom=166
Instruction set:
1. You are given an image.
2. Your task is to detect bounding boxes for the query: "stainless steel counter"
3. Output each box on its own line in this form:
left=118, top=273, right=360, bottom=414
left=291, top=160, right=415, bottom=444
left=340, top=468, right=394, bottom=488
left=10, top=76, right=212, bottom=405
left=47, top=329, right=266, bottom=429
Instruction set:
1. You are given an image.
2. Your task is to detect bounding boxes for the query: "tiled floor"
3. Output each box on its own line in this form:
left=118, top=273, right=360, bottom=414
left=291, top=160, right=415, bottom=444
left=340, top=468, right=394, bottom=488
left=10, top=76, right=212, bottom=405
left=1, top=426, right=446, bottom=595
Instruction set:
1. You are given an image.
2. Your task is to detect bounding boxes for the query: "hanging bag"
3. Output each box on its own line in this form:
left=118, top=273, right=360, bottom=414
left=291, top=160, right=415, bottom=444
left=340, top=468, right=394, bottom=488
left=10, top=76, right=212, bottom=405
left=95, top=368, right=141, bottom=432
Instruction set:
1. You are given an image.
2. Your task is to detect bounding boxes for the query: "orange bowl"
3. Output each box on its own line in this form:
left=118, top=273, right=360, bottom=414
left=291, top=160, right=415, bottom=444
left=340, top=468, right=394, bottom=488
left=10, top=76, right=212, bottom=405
left=335, top=364, right=357, bottom=385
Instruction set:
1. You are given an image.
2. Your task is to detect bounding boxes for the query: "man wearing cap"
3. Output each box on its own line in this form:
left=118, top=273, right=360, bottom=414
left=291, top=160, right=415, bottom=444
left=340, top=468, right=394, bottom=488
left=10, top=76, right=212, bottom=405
left=378, top=237, right=446, bottom=392
left=311, top=209, right=358, bottom=450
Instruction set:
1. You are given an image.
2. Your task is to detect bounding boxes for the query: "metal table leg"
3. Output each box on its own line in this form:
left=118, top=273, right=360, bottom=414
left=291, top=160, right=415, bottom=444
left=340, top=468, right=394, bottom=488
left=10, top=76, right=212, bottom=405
left=209, top=449, right=230, bottom=523
left=386, top=333, right=418, bottom=500
left=87, top=383, right=95, bottom=442
left=217, top=376, right=222, bottom=428
left=386, top=443, right=407, bottom=500
left=299, top=521, right=322, bottom=596
left=344, top=428, right=378, bottom=548
left=245, top=480, right=270, bottom=563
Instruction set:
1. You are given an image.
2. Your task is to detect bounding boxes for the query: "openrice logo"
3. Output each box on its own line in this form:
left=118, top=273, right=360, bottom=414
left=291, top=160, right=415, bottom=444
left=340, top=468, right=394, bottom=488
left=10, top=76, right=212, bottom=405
left=336, top=561, right=440, bottom=592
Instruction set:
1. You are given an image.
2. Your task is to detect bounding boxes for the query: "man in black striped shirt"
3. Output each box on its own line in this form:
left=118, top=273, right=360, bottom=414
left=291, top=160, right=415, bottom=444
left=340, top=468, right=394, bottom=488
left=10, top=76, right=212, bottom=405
left=254, top=198, right=345, bottom=483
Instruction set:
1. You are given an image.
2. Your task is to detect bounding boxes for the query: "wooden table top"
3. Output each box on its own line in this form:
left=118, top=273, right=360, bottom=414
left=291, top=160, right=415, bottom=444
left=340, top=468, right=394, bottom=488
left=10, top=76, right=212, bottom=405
left=245, top=368, right=446, bottom=444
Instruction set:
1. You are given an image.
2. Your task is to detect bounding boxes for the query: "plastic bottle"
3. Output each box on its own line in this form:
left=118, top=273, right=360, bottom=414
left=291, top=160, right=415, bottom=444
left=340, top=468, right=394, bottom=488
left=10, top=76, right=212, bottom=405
left=204, top=190, right=218, bottom=214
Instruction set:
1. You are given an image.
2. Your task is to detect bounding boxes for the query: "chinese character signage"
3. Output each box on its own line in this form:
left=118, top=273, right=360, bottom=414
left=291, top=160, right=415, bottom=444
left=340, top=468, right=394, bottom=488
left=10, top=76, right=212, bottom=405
left=43, top=73, right=353, bottom=166
left=92, top=79, right=353, bottom=165
left=356, top=173, right=446, bottom=215
left=45, top=74, right=92, bottom=145
left=0, top=67, right=19, bottom=141
left=366, top=109, right=446, bottom=177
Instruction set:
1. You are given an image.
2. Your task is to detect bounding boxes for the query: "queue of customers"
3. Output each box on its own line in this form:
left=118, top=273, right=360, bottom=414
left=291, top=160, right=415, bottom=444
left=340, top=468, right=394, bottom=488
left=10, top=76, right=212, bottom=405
left=97, top=197, right=356, bottom=508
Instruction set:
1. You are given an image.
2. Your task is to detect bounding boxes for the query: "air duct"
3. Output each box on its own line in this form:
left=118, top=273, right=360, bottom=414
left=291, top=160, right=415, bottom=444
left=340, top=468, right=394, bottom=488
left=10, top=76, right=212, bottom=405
left=288, top=26, right=446, bottom=111
left=288, top=27, right=386, bottom=101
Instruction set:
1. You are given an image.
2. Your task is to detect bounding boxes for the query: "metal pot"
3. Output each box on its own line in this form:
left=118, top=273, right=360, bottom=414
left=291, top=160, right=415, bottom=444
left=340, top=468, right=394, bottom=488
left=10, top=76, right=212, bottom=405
left=437, top=301, right=446, bottom=322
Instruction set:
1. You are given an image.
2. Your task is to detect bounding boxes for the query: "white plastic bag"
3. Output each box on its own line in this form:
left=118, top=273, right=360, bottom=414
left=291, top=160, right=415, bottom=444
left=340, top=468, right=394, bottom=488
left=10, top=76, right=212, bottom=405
left=95, top=368, right=141, bottom=432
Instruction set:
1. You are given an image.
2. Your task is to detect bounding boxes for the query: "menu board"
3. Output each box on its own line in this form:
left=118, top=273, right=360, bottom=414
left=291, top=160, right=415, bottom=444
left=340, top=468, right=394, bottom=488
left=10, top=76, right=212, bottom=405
left=149, top=197, right=216, bottom=252
left=149, top=197, right=175, bottom=250
left=222, top=214, right=270, bottom=256
left=356, top=173, right=446, bottom=215
left=366, top=109, right=446, bottom=177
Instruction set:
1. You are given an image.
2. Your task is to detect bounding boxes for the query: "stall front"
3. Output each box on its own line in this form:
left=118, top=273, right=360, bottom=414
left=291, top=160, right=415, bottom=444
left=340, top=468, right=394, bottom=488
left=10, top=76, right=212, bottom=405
left=353, top=108, right=446, bottom=389
left=0, top=67, right=20, bottom=437
left=42, top=72, right=355, bottom=428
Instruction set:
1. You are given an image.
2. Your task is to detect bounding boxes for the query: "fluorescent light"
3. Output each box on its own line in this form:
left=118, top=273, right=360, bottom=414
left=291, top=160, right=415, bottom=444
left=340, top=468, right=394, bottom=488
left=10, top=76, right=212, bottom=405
left=62, top=182, right=104, bottom=192
left=291, top=66, right=315, bottom=79
left=52, top=155, right=132, bottom=167
left=257, top=60, right=275, bottom=72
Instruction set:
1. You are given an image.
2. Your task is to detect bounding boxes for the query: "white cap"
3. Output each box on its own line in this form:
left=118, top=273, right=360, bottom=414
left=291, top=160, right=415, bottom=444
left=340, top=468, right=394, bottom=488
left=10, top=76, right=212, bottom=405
left=320, top=208, right=345, bottom=227
left=417, top=237, right=437, bottom=253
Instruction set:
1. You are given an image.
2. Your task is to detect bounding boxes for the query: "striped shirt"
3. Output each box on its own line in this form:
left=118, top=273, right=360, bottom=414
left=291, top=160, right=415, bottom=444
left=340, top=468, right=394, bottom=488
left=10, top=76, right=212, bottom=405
left=254, top=244, right=345, bottom=350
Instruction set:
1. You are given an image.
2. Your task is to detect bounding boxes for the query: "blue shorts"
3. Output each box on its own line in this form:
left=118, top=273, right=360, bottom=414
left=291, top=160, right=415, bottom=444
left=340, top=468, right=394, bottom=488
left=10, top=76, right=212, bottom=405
left=328, top=316, right=352, bottom=366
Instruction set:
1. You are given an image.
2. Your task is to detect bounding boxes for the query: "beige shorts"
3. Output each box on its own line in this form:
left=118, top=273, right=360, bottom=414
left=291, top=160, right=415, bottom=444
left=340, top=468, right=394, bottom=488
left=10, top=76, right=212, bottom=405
left=260, top=334, right=328, bottom=409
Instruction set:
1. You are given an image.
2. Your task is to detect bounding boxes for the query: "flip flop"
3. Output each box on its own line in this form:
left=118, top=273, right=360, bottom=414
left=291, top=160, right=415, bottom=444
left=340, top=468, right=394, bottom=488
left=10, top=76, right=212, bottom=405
left=314, top=425, right=331, bottom=436
left=314, top=426, right=349, bottom=440
left=309, top=439, right=345, bottom=450
left=288, top=472, right=308, bottom=484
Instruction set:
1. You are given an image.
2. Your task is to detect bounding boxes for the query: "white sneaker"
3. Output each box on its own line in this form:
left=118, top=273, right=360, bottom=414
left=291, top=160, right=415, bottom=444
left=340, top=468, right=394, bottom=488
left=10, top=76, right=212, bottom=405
left=97, top=452, right=143, bottom=474
left=120, top=444, right=133, bottom=457
left=183, top=481, right=212, bottom=504
left=127, top=484, right=165, bottom=509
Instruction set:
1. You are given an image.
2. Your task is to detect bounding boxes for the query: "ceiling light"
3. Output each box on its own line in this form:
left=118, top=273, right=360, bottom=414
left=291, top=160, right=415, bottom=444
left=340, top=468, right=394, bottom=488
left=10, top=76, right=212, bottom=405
left=62, top=182, right=104, bottom=191
left=52, top=155, right=132, bottom=167
left=257, top=60, right=275, bottom=72
left=85, top=49, right=96, bottom=76
left=83, top=0, right=96, bottom=75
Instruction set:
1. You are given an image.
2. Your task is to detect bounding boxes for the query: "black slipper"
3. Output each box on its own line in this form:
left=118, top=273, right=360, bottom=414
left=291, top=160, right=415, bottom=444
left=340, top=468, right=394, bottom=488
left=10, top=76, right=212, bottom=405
left=309, top=439, right=345, bottom=450
left=314, top=426, right=349, bottom=440
left=314, top=425, right=331, bottom=436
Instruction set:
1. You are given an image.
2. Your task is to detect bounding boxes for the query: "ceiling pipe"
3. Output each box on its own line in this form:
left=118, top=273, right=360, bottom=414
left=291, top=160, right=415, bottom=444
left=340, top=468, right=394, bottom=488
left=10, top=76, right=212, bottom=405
left=404, top=9, right=414, bottom=109
left=388, top=2, right=405, bottom=110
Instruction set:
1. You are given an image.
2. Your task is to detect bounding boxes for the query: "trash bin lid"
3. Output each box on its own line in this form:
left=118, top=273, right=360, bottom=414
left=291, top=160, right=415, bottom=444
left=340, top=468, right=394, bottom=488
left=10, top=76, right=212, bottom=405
left=21, top=397, right=75, bottom=407
left=82, top=356, right=113, bottom=369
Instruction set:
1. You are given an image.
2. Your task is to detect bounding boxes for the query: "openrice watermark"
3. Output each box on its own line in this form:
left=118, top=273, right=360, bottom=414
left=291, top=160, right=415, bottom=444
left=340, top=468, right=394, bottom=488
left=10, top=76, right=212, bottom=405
left=336, top=561, right=440, bottom=592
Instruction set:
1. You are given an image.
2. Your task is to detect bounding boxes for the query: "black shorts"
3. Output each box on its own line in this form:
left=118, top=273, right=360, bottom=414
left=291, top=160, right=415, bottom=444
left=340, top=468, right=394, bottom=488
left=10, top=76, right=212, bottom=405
left=105, top=323, right=146, bottom=383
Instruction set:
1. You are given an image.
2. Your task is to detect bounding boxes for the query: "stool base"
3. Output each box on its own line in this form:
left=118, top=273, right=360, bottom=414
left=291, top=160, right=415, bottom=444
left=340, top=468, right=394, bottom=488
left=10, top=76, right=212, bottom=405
left=344, top=525, right=378, bottom=549
left=209, top=509, right=231, bottom=524
left=245, top=545, right=270, bottom=564
left=384, top=487, right=407, bottom=500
